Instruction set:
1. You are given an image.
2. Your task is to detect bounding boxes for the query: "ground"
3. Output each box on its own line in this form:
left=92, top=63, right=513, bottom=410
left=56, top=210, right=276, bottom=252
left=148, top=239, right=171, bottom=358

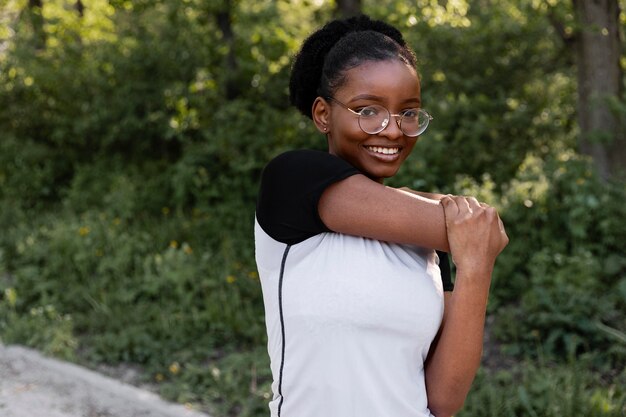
left=0, top=344, right=212, bottom=417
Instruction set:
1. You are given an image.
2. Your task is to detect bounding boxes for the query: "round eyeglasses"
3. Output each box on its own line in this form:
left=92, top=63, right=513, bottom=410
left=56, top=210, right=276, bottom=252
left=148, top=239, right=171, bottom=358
left=326, top=97, right=433, bottom=137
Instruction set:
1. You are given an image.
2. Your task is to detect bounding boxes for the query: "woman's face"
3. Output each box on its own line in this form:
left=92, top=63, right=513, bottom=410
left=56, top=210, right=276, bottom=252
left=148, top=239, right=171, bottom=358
left=317, top=59, right=422, bottom=183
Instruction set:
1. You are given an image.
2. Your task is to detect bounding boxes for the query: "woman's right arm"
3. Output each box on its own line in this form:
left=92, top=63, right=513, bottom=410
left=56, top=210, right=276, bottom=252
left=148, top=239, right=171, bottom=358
left=318, top=174, right=450, bottom=252
left=319, top=174, right=509, bottom=417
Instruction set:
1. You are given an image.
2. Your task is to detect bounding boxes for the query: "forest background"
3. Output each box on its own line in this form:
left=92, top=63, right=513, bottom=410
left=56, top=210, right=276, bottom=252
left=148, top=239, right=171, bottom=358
left=1, top=0, right=625, bottom=416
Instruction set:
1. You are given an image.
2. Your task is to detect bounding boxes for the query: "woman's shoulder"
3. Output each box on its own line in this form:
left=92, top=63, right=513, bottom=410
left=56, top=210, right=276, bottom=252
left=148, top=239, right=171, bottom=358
left=257, top=149, right=361, bottom=245
left=262, top=149, right=359, bottom=183
left=266, top=149, right=344, bottom=167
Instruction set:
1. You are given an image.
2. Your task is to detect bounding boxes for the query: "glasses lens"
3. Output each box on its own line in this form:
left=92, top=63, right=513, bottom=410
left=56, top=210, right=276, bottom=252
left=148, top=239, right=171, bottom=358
left=357, top=105, right=432, bottom=137
left=399, top=109, right=427, bottom=137
left=358, top=105, right=389, bottom=134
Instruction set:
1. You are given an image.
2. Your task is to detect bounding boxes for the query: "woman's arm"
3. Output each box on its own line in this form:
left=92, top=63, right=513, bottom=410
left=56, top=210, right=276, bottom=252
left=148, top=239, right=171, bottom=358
left=320, top=177, right=508, bottom=417
left=397, top=186, right=447, bottom=201
left=318, top=174, right=450, bottom=252
left=424, top=196, right=508, bottom=417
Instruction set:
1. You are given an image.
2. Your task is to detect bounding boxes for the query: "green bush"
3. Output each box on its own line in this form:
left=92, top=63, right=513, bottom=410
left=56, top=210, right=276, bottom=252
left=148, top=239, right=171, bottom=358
left=0, top=289, right=77, bottom=361
left=491, top=153, right=626, bottom=365
left=157, top=346, right=273, bottom=417
left=459, top=361, right=626, bottom=417
left=0, top=200, right=264, bottom=365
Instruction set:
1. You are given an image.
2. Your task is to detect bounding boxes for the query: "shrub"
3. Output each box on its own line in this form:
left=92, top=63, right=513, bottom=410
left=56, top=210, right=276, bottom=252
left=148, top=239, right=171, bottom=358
left=459, top=360, right=626, bottom=417
left=0, top=289, right=77, bottom=361
left=491, top=152, right=626, bottom=365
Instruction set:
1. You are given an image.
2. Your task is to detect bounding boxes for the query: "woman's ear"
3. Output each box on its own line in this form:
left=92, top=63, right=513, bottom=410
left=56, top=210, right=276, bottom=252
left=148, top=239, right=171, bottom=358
left=312, top=97, right=330, bottom=134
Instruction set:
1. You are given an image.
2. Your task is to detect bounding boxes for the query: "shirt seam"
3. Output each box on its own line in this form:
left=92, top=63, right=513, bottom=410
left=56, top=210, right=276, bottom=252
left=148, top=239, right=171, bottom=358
left=277, top=244, right=291, bottom=417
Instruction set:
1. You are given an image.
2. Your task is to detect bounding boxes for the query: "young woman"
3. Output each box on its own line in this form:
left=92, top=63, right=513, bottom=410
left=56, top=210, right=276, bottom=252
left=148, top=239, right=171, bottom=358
left=255, top=15, right=508, bottom=417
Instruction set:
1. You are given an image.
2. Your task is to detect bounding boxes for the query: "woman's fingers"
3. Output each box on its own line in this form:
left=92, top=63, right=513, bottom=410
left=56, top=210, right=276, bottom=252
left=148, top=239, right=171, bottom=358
left=440, top=195, right=459, bottom=221
left=441, top=195, right=509, bottom=269
left=442, top=195, right=476, bottom=222
left=466, top=196, right=481, bottom=212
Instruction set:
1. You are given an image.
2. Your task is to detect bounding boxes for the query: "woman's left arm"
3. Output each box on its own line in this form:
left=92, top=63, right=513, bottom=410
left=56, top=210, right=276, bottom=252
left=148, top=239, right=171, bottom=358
left=396, top=187, right=446, bottom=201
left=424, top=196, right=508, bottom=417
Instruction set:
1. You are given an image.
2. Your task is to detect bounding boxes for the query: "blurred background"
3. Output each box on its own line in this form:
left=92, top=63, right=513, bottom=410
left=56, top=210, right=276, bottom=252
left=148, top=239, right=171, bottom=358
left=0, top=0, right=625, bottom=416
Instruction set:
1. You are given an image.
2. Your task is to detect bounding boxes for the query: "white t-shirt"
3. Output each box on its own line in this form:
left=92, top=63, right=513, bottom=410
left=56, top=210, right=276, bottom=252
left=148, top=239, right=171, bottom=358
left=255, top=150, right=452, bottom=417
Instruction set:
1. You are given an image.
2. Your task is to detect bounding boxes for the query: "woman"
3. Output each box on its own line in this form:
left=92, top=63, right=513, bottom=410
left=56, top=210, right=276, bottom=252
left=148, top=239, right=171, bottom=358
left=255, top=15, right=508, bottom=417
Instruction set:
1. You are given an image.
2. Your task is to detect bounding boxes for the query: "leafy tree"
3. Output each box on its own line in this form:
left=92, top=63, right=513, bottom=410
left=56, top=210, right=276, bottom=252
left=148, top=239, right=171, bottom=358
left=547, top=0, right=626, bottom=181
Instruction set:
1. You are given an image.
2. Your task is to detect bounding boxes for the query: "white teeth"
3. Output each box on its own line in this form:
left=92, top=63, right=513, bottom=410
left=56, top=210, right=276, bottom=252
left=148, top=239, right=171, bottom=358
left=367, top=146, right=400, bottom=155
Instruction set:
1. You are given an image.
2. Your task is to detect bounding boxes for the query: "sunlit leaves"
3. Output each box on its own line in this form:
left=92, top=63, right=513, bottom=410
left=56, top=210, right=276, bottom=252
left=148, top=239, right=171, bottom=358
left=39, top=0, right=117, bottom=47
left=416, top=0, right=471, bottom=27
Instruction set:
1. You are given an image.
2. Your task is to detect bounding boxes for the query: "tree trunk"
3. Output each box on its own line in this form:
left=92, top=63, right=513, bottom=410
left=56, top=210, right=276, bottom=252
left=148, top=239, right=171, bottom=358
left=75, top=0, right=84, bottom=17
left=335, top=0, right=362, bottom=18
left=215, top=0, right=239, bottom=100
left=573, top=0, right=625, bottom=181
left=26, top=0, right=46, bottom=50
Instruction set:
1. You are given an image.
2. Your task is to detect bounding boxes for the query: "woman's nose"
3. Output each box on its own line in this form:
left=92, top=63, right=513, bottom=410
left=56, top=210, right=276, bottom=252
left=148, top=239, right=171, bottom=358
left=379, top=116, right=404, bottom=139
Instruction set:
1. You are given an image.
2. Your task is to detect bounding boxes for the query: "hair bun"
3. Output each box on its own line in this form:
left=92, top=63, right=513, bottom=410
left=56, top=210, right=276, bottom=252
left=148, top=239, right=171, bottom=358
left=340, top=15, right=406, bottom=46
left=289, top=15, right=409, bottom=118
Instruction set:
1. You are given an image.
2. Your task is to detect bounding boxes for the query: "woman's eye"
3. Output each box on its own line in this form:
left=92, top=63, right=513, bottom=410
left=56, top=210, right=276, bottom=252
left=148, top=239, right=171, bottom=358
left=358, top=106, right=379, bottom=117
left=402, top=109, right=419, bottom=118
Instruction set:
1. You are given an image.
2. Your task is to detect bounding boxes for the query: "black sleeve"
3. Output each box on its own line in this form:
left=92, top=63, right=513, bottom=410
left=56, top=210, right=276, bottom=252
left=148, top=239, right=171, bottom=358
left=256, top=150, right=360, bottom=245
left=436, top=251, right=454, bottom=292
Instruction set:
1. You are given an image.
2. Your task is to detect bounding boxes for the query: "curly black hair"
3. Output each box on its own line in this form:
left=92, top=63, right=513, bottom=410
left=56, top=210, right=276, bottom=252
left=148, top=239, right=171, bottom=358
left=289, top=15, right=417, bottom=119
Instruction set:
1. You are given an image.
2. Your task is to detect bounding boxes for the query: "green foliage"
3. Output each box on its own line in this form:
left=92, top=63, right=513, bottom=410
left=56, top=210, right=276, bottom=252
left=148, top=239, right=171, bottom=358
left=157, top=347, right=273, bottom=417
left=0, top=135, right=73, bottom=209
left=0, top=0, right=625, bottom=416
left=459, top=362, right=626, bottom=417
left=491, top=153, right=626, bottom=365
left=0, top=294, right=78, bottom=361
left=382, top=0, right=577, bottom=189
left=0, top=202, right=265, bottom=365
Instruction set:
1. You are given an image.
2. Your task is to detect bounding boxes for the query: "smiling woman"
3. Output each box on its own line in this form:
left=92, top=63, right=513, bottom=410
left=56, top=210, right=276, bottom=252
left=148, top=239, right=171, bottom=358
left=254, top=14, right=508, bottom=417
left=313, top=59, right=423, bottom=182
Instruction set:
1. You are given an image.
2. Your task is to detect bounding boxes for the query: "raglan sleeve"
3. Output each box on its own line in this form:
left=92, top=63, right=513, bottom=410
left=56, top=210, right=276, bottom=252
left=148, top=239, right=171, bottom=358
left=256, top=149, right=360, bottom=245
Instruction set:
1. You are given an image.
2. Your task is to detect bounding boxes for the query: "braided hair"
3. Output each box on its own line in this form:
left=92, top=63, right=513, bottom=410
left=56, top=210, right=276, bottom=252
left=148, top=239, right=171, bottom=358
left=289, top=15, right=417, bottom=119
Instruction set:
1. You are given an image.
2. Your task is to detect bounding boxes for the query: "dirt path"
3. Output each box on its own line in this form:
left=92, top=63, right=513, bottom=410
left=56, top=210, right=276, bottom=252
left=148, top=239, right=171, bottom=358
left=0, top=344, right=212, bottom=417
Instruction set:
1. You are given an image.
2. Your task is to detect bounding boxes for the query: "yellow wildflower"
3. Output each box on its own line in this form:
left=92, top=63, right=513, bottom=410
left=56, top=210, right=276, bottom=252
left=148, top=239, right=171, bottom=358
left=78, top=226, right=90, bottom=236
left=169, top=362, right=180, bottom=375
left=169, top=240, right=179, bottom=249
left=5, top=288, right=17, bottom=308
left=248, top=271, right=259, bottom=279
left=226, top=275, right=236, bottom=284
left=155, top=373, right=164, bottom=382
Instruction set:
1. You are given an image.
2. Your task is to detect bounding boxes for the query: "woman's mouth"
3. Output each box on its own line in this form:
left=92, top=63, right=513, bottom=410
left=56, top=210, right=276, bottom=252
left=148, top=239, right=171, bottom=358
left=365, top=146, right=400, bottom=155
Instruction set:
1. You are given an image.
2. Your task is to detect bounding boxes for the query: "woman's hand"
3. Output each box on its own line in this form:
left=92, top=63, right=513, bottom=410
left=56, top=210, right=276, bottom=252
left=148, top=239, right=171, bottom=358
left=440, top=195, right=508, bottom=274
left=425, top=196, right=508, bottom=417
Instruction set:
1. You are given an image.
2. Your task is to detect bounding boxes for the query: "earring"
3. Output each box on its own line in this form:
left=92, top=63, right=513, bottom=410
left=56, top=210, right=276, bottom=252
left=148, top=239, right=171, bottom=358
left=323, top=126, right=328, bottom=132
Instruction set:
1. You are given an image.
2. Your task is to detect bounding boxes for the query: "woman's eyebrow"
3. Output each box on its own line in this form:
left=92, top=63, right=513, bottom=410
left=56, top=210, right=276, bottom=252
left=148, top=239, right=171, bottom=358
left=349, top=94, right=385, bottom=102
left=349, top=94, right=421, bottom=105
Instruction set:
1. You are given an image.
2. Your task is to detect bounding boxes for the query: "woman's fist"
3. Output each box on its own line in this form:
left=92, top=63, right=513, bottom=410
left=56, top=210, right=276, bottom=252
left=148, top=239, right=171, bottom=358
left=440, top=195, right=509, bottom=273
